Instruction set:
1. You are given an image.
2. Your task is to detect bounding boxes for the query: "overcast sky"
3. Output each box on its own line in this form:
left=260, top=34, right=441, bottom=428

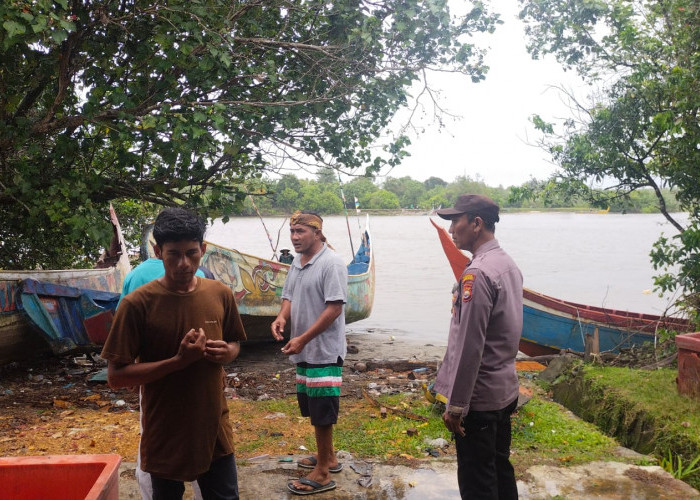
left=374, top=2, right=588, bottom=188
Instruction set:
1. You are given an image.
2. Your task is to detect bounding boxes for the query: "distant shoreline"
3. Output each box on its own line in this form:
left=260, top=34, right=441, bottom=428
left=239, top=207, right=662, bottom=217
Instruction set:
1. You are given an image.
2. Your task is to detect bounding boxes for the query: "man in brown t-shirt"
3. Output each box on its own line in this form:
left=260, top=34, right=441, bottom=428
left=101, top=207, right=246, bottom=499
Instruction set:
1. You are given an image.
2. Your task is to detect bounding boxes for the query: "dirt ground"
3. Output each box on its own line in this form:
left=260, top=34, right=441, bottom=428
left=0, top=331, right=444, bottom=417
left=0, top=332, right=449, bottom=498
left=2, top=332, right=699, bottom=499
left=0, top=332, right=445, bottom=461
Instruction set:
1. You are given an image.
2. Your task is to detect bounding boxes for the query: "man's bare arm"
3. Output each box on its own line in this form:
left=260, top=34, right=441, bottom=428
left=281, top=301, right=343, bottom=355
left=271, top=299, right=292, bottom=341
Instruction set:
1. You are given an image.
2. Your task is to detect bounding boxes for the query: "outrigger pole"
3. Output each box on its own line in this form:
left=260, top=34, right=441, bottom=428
left=337, top=172, right=356, bottom=262
left=354, top=196, right=362, bottom=232
left=248, top=194, right=277, bottom=260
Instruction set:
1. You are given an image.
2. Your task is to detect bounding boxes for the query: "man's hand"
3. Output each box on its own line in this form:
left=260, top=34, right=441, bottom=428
left=205, top=340, right=240, bottom=364
left=107, top=328, right=207, bottom=389
left=280, top=335, right=306, bottom=356
left=271, top=316, right=286, bottom=341
left=442, top=410, right=465, bottom=437
left=177, top=328, right=206, bottom=365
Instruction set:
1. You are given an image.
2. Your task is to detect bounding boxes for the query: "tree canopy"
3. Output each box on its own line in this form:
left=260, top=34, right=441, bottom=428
left=519, top=0, right=700, bottom=320
left=244, top=171, right=677, bottom=215
left=0, top=0, right=500, bottom=269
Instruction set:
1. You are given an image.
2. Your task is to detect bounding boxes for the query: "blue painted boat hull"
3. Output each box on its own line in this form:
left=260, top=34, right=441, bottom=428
left=520, top=290, right=692, bottom=356
left=0, top=205, right=131, bottom=364
left=522, top=303, right=656, bottom=355
left=16, top=279, right=120, bottom=354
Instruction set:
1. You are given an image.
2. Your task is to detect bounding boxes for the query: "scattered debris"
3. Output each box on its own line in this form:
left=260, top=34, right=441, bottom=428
left=350, top=460, right=374, bottom=488
left=264, top=412, right=287, bottom=419
left=362, top=388, right=428, bottom=422
left=357, top=475, right=373, bottom=488
left=425, top=437, right=449, bottom=448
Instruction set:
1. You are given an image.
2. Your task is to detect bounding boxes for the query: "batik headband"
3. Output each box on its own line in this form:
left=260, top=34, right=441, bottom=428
left=289, top=211, right=323, bottom=230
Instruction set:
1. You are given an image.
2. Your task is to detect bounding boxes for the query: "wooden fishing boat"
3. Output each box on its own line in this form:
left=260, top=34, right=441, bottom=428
left=144, top=216, right=375, bottom=342
left=0, top=206, right=131, bottom=364
left=520, top=289, right=692, bottom=356
left=14, top=279, right=120, bottom=355
left=430, top=218, right=693, bottom=357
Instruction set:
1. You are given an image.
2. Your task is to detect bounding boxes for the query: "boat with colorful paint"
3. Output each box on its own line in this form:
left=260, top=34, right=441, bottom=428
left=0, top=206, right=131, bottom=364
left=143, top=216, right=375, bottom=341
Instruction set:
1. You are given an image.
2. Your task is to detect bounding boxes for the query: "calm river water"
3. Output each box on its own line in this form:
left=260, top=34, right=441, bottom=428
left=207, top=212, right=687, bottom=346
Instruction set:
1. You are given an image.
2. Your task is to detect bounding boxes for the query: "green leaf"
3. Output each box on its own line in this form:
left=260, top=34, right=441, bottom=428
left=141, top=115, right=158, bottom=129
left=58, top=19, right=76, bottom=32
left=0, top=0, right=505, bottom=269
left=3, top=20, right=26, bottom=38
left=51, top=30, right=69, bottom=44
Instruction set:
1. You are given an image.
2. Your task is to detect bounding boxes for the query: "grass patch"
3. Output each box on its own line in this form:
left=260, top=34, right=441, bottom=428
left=583, top=367, right=700, bottom=456
left=229, top=394, right=451, bottom=460
left=584, top=366, right=700, bottom=423
left=334, top=393, right=450, bottom=459
left=229, top=390, right=625, bottom=472
left=551, top=365, right=700, bottom=489
left=512, top=398, right=621, bottom=469
left=229, top=398, right=304, bottom=456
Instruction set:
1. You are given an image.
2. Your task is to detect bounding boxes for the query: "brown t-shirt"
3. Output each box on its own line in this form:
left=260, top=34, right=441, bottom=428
left=101, top=277, right=246, bottom=481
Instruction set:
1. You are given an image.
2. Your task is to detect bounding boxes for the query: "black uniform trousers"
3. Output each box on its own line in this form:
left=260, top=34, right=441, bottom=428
left=454, top=397, right=519, bottom=499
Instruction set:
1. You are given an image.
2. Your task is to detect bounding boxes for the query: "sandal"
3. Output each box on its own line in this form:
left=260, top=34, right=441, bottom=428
left=287, top=478, right=337, bottom=496
left=297, top=456, right=343, bottom=473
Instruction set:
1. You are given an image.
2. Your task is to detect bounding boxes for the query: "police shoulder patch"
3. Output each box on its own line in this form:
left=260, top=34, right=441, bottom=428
left=461, top=273, right=475, bottom=302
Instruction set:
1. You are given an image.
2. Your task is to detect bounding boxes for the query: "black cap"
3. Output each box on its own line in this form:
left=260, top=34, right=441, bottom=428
left=280, top=248, right=291, bottom=253
left=436, top=194, right=500, bottom=224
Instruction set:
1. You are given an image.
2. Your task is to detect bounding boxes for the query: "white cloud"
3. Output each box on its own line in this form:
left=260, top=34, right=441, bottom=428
left=379, top=3, right=587, bottom=187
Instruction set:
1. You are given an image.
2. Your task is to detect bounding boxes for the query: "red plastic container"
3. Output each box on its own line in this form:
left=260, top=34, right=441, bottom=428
left=676, top=331, right=700, bottom=400
left=0, top=454, right=121, bottom=500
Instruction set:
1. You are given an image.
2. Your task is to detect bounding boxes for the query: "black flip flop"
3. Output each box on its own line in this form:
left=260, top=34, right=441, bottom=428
left=287, top=478, right=337, bottom=496
left=297, top=456, right=343, bottom=473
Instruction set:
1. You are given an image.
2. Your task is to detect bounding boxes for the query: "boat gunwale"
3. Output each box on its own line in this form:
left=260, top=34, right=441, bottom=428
left=203, top=227, right=374, bottom=279
left=523, top=288, right=690, bottom=328
left=523, top=301, right=661, bottom=338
